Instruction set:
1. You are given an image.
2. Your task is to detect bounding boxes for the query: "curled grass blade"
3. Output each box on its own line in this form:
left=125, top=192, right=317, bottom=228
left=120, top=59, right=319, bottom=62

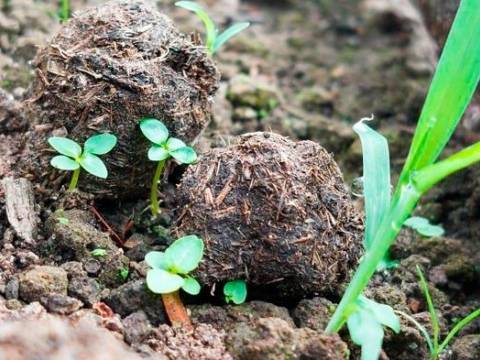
left=353, top=117, right=391, bottom=250
left=175, top=1, right=217, bottom=51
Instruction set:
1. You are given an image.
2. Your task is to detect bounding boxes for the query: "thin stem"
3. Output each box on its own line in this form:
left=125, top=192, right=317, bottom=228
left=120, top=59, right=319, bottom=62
left=437, top=307, right=480, bottom=356
left=395, top=310, right=434, bottom=355
left=150, top=160, right=166, bottom=216
left=326, top=185, right=420, bottom=333
left=161, top=291, right=193, bottom=331
left=68, top=168, right=80, bottom=191
left=60, top=0, right=69, bottom=22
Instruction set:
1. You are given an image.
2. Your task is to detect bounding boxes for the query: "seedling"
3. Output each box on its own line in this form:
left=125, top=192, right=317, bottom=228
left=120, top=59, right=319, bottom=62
left=404, top=216, right=445, bottom=237
left=139, top=118, right=197, bottom=216
left=145, top=235, right=204, bottom=329
left=91, top=248, right=107, bottom=258
left=175, top=1, right=250, bottom=55
left=224, top=280, right=247, bottom=305
left=118, top=267, right=129, bottom=281
left=48, top=134, right=117, bottom=191
left=58, top=0, right=70, bottom=22
left=57, top=217, right=69, bottom=225
left=326, top=1, right=480, bottom=358
left=396, top=266, right=480, bottom=359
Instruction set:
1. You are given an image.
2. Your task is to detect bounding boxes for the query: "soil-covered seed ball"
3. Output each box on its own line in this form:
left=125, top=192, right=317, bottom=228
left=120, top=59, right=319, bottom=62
left=21, top=0, right=219, bottom=198
left=174, top=132, right=363, bottom=297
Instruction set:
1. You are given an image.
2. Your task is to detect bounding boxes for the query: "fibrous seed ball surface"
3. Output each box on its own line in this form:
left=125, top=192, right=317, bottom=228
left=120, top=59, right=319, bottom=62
left=21, top=0, right=219, bottom=198
left=174, top=132, right=364, bottom=297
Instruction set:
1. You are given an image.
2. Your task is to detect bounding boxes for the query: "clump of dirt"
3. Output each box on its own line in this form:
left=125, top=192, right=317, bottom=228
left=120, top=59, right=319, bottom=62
left=226, top=317, right=349, bottom=360
left=0, top=314, right=143, bottom=360
left=174, top=132, right=363, bottom=297
left=20, top=0, right=220, bottom=199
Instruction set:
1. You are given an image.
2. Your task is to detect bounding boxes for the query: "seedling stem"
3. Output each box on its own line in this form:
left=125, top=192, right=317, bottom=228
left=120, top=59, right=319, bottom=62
left=162, top=291, right=193, bottom=330
left=150, top=160, right=166, bottom=215
left=69, top=167, right=80, bottom=191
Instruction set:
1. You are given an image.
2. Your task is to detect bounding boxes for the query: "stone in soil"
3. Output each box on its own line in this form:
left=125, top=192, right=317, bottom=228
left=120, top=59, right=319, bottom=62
left=226, top=317, right=349, bottom=360
left=40, top=294, right=83, bottom=315
left=105, top=280, right=166, bottom=326
left=45, top=209, right=129, bottom=288
left=67, top=276, right=102, bottom=306
left=190, top=300, right=294, bottom=331
left=18, top=265, right=68, bottom=303
left=452, top=334, right=480, bottom=360
left=20, top=0, right=219, bottom=199
left=292, top=297, right=336, bottom=331
left=174, top=132, right=363, bottom=297
left=143, top=323, right=232, bottom=360
left=0, top=316, right=143, bottom=360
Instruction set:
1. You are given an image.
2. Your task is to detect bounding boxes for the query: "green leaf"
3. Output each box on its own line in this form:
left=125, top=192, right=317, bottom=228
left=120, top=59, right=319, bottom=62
left=164, top=235, right=204, bottom=274
left=213, top=22, right=250, bottom=54
left=358, top=296, right=400, bottom=333
left=175, top=1, right=217, bottom=51
left=148, top=145, right=170, bottom=161
left=140, top=118, right=169, bottom=145
left=347, top=309, right=384, bottom=360
left=84, top=133, right=117, bottom=155
left=48, top=137, right=82, bottom=158
left=404, top=216, right=445, bottom=237
left=170, top=147, right=197, bottom=164
left=146, top=268, right=185, bottom=294
left=91, top=248, right=107, bottom=257
left=353, top=117, right=391, bottom=250
left=145, top=251, right=170, bottom=270
left=397, top=0, right=480, bottom=189
left=79, top=153, right=108, bottom=178
left=166, top=137, right=187, bottom=151
left=224, top=280, right=247, bottom=304
left=118, top=267, right=129, bottom=281
left=412, top=141, right=480, bottom=194
left=182, top=276, right=201, bottom=295
left=50, top=155, right=80, bottom=171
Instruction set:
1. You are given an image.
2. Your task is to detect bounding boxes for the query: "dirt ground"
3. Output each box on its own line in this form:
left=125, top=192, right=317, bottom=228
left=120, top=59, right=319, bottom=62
left=1, top=0, right=479, bottom=359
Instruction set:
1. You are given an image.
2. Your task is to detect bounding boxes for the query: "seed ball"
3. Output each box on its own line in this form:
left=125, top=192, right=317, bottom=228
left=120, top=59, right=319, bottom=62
left=21, top=0, right=219, bottom=198
left=173, top=132, right=364, bottom=297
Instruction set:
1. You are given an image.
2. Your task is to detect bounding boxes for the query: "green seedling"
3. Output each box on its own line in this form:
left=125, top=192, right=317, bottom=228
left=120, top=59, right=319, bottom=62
left=58, top=0, right=70, bottom=22
left=404, top=216, right=445, bottom=237
left=347, top=295, right=400, bottom=360
left=140, top=118, right=197, bottom=216
left=118, top=267, right=129, bottom=281
left=224, top=280, right=247, bottom=305
left=48, top=134, right=117, bottom=191
left=326, top=1, right=480, bottom=358
left=91, top=248, right=107, bottom=258
left=175, top=1, right=250, bottom=55
left=145, top=235, right=204, bottom=329
left=57, top=217, right=69, bottom=225
left=396, top=266, right=480, bottom=359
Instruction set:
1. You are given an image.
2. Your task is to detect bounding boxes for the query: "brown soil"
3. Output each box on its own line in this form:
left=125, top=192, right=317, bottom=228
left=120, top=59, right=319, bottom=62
left=1, top=0, right=480, bottom=359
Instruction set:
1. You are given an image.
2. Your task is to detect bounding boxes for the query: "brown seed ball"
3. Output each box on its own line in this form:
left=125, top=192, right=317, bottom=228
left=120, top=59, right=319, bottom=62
left=174, top=132, right=364, bottom=297
left=21, top=0, right=219, bottom=198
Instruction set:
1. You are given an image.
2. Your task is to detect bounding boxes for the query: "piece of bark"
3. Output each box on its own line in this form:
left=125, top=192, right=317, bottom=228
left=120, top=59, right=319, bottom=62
left=1, top=177, right=38, bottom=245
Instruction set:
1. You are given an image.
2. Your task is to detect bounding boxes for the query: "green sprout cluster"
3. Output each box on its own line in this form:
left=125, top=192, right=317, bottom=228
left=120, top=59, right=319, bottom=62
left=175, top=1, right=250, bottom=55
left=139, top=118, right=197, bottom=216
left=145, top=235, right=204, bottom=295
left=48, top=134, right=117, bottom=191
